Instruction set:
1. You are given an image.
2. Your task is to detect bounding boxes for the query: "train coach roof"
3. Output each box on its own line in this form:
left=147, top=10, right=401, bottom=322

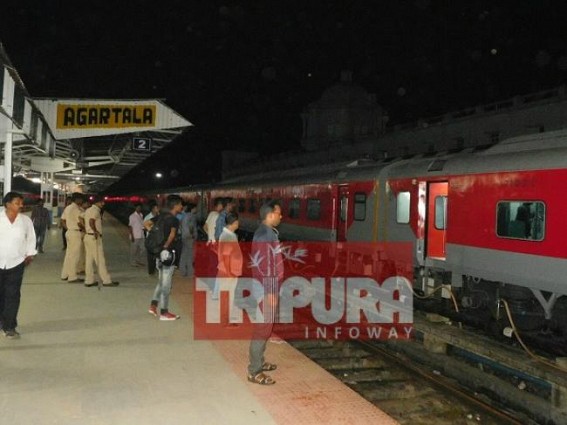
left=217, top=158, right=395, bottom=188
left=386, top=128, right=567, bottom=178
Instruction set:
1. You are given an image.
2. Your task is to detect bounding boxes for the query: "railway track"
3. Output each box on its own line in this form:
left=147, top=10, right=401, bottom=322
left=289, top=338, right=534, bottom=425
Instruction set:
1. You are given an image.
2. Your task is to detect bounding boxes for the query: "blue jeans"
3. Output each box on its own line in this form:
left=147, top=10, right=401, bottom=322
left=152, top=262, right=176, bottom=311
left=179, top=238, right=194, bottom=277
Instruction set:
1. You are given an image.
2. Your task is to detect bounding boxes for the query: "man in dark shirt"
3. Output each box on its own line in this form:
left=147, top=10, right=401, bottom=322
left=247, top=200, right=283, bottom=385
left=31, top=198, right=50, bottom=253
left=146, top=195, right=184, bottom=321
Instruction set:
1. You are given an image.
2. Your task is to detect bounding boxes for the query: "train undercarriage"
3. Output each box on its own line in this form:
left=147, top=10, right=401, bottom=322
left=415, top=268, right=567, bottom=357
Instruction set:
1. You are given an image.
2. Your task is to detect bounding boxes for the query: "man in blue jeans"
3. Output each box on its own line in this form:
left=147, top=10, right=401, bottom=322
left=146, top=195, right=184, bottom=321
left=247, top=200, right=283, bottom=385
left=0, top=192, right=37, bottom=339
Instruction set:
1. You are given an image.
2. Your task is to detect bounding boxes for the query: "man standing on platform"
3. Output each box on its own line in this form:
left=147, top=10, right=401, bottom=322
left=247, top=201, right=282, bottom=385
left=83, top=196, right=119, bottom=288
left=204, top=198, right=223, bottom=243
left=144, top=201, right=160, bottom=275
left=179, top=203, right=197, bottom=277
left=0, top=192, right=37, bottom=339
left=216, top=212, right=242, bottom=325
left=147, top=195, right=183, bottom=320
left=60, top=193, right=84, bottom=283
left=31, top=198, right=50, bottom=253
left=128, top=203, right=146, bottom=267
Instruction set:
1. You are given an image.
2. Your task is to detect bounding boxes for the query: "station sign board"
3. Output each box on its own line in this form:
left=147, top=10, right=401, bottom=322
left=132, top=137, right=152, bottom=152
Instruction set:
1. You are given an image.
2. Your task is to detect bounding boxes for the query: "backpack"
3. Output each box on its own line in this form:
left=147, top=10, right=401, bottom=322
left=145, top=216, right=166, bottom=255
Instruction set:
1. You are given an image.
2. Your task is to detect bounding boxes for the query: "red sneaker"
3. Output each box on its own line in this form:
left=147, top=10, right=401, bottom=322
left=148, top=305, right=158, bottom=317
left=160, top=312, right=180, bottom=321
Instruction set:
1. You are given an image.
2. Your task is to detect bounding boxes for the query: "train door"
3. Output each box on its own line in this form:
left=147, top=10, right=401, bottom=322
left=337, top=185, right=349, bottom=241
left=426, top=182, right=448, bottom=259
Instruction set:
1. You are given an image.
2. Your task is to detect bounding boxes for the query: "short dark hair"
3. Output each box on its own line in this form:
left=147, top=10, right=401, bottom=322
left=147, top=200, right=158, bottom=208
left=133, top=203, right=142, bottom=208
left=91, top=195, right=104, bottom=203
left=186, top=202, right=196, bottom=212
left=259, top=200, right=281, bottom=220
left=71, top=192, right=84, bottom=202
left=37, top=198, right=45, bottom=205
left=214, top=198, right=224, bottom=207
left=2, top=192, right=23, bottom=205
left=226, top=212, right=239, bottom=226
left=166, top=194, right=183, bottom=210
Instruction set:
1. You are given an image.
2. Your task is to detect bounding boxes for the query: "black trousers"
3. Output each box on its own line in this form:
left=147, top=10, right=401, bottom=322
left=0, top=262, right=25, bottom=331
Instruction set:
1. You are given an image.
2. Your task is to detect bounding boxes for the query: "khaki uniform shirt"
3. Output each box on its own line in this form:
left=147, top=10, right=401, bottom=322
left=62, top=203, right=82, bottom=231
left=84, top=205, right=103, bottom=234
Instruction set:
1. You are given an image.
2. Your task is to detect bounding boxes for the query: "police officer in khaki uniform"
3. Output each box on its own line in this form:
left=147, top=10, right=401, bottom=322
left=60, top=193, right=84, bottom=283
left=83, top=196, right=119, bottom=288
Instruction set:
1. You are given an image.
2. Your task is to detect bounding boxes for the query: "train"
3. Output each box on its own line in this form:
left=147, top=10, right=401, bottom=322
left=106, top=129, right=567, bottom=348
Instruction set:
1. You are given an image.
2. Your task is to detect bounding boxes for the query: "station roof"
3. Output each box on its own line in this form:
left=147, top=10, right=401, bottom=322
left=33, top=98, right=192, bottom=192
left=1, top=42, right=192, bottom=194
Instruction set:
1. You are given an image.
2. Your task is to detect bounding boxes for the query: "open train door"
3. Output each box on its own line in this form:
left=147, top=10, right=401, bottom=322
left=337, top=185, right=349, bottom=241
left=426, top=182, right=448, bottom=259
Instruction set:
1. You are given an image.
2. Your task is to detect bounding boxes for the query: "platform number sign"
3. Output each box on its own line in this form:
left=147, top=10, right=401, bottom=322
left=132, top=137, right=152, bottom=152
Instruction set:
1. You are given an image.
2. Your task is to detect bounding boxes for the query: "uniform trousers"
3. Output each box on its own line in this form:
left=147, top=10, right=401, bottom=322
left=61, top=230, right=83, bottom=280
left=84, top=234, right=112, bottom=284
left=78, top=234, right=86, bottom=273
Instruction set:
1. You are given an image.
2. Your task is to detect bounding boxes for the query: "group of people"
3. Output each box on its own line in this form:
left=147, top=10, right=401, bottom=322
left=60, top=192, right=119, bottom=288
left=2, top=190, right=284, bottom=386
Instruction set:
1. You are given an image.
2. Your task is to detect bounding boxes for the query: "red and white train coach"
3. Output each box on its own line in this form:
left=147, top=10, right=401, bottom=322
left=116, top=129, right=567, bottom=335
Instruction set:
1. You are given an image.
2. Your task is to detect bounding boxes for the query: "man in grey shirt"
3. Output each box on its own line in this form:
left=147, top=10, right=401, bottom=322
left=247, top=200, right=283, bottom=385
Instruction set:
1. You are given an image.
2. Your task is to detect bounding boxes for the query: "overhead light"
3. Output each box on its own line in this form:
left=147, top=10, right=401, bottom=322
left=155, top=172, right=163, bottom=178
left=31, top=177, right=42, bottom=183
left=75, top=177, right=81, bottom=181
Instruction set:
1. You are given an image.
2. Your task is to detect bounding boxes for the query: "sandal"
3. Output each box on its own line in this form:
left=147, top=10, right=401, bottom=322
left=247, top=372, right=276, bottom=385
left=262, top=362, right=277, bottom=372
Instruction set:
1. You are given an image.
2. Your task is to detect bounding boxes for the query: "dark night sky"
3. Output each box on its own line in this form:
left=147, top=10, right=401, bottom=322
left=2, top=1, right=567, bottom=191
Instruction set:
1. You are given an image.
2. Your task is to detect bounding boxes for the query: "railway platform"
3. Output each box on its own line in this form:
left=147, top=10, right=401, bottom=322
left=0, top=214, right=397, bottom=425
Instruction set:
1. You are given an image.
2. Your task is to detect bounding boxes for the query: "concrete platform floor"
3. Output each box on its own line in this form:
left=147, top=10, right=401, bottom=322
left=0, top=214, right=396, bottom=425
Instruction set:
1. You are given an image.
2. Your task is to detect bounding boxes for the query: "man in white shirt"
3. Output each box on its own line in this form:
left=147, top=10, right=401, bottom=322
left=203, top=198, right=224, bottom=242
left=128, top=203, right=146, bottom=267
left=0, top=192, right=37, bottom=339
left=215, top=213, right=242, bottom=324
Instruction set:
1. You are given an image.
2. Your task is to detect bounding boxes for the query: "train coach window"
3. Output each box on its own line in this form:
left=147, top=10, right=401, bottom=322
left=307, top=199, right=321, bottom=220
left=354, top=193, right=366, bottom=221
left=238, top=198, right=246, bottom=213
left=288, top=199, right=301, bottom=219
left=434, top=196, right=447, bottom=229
left=396, top=192, right=411, bottom=224
left=496, top=201, right=545, bottom=241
